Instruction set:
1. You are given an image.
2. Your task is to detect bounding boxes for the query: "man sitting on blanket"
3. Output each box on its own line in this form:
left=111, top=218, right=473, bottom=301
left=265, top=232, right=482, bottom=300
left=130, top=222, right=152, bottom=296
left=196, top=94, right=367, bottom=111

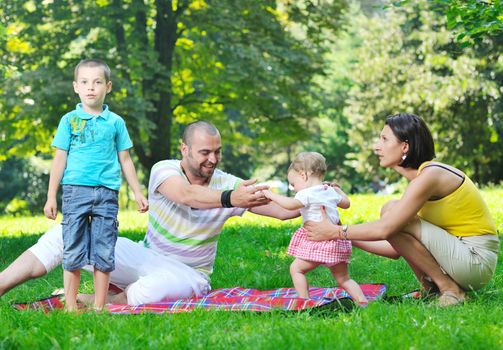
left=0, top=121, right=299, bottom=305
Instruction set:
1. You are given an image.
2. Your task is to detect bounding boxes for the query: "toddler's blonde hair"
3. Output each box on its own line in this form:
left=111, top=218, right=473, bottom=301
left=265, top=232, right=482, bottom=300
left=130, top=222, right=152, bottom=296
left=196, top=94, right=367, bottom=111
left=288, top=152, right=326, bottom=178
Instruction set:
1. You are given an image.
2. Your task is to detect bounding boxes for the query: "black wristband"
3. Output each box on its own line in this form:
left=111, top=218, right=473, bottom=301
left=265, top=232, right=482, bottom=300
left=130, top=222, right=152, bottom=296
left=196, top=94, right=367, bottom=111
left=221, top=190, right=233, bottom=208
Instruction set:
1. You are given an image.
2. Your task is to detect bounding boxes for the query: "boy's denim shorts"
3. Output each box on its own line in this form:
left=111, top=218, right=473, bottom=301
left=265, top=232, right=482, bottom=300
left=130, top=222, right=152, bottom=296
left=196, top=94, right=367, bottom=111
left=61, top=185, right=119, bottom=272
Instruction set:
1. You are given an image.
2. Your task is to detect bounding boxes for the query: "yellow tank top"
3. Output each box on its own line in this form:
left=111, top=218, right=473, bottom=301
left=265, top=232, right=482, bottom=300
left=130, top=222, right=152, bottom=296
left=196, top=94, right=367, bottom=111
left=417, top=162, right=497, bottom=237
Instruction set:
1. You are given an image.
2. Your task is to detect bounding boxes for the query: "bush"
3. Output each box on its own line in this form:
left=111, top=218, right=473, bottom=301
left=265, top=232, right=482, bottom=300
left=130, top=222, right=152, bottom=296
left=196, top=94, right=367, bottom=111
left=0, top=157, right=50, bottom=215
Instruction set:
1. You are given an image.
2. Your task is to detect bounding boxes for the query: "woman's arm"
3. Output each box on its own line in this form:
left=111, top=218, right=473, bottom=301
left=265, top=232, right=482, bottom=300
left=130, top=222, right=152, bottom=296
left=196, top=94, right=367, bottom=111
left=305, top=171, right=438, bottom=241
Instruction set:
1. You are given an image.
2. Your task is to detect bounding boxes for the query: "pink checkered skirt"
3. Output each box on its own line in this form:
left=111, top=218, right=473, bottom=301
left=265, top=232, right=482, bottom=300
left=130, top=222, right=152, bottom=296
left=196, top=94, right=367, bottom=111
left=287, top=227, right=352, bottom=265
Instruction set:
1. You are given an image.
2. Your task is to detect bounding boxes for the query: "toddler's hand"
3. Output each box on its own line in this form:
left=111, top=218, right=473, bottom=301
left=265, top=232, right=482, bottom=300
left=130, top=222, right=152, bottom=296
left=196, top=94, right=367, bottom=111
left=135, top=194, right=149, bottom=213
left=262, top=189, right=273, bottom=199
left=44, top=198, right=58, bottom=220
left=246, top=185, right=266, bottom=198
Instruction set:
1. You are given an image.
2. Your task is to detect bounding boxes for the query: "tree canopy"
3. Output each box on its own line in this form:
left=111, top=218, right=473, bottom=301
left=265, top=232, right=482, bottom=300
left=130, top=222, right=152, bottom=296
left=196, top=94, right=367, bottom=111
left=0, top=0, right=346, bottom=178
left=344, top=0, right=502, bottom=184
left=0, top=0, right=502, bottom=214
left=394, top=0, right=503, bottom=44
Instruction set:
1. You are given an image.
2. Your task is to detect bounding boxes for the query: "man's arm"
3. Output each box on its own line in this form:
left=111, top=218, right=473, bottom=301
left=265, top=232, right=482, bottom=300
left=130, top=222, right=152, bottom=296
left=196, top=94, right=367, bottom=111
left=43, top=148, right=67, bottom=220
left=118, top=150, right=148, bottom=212
left=156, top=177, right=270, bottom=209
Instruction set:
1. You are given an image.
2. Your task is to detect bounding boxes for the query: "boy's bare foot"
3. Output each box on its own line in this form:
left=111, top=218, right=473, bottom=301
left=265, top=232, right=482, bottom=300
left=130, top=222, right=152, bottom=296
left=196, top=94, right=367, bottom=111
left=64, top=306, right=81, bottom=313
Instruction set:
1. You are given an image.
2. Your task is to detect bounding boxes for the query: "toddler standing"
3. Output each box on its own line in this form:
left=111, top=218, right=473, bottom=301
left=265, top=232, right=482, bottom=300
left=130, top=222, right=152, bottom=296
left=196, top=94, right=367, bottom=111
left=263, top=152, right=367, bottom=305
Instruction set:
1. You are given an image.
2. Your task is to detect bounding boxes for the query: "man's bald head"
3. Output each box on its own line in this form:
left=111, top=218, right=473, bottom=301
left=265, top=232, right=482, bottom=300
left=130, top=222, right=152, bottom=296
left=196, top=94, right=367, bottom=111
left=182, top=121, right=220, bottom=147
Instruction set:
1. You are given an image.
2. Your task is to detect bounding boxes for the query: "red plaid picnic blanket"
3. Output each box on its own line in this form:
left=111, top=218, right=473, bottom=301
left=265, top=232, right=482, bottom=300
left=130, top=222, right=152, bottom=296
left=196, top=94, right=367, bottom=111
left=12, top=283, right=386, bottom=314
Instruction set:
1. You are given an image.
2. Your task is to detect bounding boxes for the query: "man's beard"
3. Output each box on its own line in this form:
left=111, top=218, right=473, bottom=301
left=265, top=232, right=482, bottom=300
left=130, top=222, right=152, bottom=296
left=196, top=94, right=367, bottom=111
left=198, top=163, right=215, bottom=178
left=187, top=158, right=216, bottom=180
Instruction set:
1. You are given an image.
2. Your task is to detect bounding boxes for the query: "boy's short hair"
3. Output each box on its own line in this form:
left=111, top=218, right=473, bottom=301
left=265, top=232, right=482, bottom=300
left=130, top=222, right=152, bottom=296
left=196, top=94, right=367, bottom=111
left=74, top=59, right=111, bottom=82
left=288, top=152, right=327, bottom=178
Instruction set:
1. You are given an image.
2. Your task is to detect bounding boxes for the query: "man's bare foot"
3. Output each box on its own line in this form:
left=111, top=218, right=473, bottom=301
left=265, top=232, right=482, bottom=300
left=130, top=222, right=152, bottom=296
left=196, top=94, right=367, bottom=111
left=77, top=291, right=128, bottom=305
left=77, top=293, right=96, bottom=307
left=108, top=291, right=128, bottom=304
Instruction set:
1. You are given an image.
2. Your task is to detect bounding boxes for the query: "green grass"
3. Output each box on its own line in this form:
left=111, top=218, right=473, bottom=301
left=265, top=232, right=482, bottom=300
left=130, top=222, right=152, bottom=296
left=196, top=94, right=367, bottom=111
left=0, top=190, right=502, bottom=349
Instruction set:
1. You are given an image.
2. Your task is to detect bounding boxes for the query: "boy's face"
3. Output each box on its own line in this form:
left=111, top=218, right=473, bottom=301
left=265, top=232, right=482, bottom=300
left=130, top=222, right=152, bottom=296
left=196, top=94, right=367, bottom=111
left=73, top=66, right=112, bottom=113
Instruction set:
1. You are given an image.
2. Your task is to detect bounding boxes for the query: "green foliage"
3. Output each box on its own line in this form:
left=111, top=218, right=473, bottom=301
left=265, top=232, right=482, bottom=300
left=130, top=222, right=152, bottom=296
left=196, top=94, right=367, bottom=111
left=0, top=0, right=347, bottom=179
left=342, top=0, right=503, bottom=184
left=393, top=0, right=503, bottom=44
left=0, top=157, right=49, bottom=214
left=0, top=189, right=502, bottom=348
left=1, top=0, right=501, bottom=207
left=248, top=1, right=503, bottom=189
left=299, top=6, right=369, bottom=190
left=443, top=0, right=503, bottom=41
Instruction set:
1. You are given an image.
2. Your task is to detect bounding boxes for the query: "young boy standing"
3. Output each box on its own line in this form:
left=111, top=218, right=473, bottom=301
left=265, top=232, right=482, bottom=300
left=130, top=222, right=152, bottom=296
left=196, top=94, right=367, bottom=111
left=43, top=59, right=148, bottom=311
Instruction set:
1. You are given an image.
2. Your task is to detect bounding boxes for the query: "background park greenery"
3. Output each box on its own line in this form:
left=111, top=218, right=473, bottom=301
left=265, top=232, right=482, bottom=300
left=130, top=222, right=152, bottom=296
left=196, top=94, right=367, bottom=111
left=0, top=1, right=502, bottom=348
left=1, top=0, right=502, bottom=214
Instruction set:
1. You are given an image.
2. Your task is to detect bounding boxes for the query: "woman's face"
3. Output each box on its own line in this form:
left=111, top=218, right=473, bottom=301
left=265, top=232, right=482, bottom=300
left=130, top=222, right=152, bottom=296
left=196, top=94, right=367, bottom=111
left=374, top=125, right=408, bottom=168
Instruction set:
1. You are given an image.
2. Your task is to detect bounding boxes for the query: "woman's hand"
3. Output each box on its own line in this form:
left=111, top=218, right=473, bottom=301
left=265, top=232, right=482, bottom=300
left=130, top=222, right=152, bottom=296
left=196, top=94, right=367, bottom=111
left=304, top=206, right=340, bottom=241
left=323, top=180, right=341, bottom=188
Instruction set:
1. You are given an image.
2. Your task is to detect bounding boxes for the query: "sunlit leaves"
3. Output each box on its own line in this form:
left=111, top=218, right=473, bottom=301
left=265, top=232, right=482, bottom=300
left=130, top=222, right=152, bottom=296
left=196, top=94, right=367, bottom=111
left=394, top=0, right=503, bottom=45
left=345, top=0, right=502, bottom=184
left=0, top=0, right=346, bottom=180
left=189, top=0, right=207, bottom=11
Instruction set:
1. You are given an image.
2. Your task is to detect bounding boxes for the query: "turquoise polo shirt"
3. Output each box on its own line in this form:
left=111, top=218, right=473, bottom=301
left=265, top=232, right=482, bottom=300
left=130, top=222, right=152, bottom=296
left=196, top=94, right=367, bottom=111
left=52, top=104, right=133, bottom=191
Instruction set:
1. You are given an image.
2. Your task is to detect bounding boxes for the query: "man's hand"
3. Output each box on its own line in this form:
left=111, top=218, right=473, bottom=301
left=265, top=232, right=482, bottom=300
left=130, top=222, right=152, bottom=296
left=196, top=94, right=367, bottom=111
left=230, top=179, right=271, bottom=208
left=44, top=198, right=58, bottom=220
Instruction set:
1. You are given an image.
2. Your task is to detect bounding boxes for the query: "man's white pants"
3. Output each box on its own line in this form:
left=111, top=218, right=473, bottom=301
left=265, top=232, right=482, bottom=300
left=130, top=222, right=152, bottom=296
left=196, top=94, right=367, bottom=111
left=29, top=225, right=210, bottom=305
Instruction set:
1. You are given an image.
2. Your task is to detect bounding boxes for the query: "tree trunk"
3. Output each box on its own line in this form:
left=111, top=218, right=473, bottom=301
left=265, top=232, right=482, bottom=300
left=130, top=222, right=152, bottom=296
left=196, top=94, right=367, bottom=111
left=142, top=0, right=180, bottom=175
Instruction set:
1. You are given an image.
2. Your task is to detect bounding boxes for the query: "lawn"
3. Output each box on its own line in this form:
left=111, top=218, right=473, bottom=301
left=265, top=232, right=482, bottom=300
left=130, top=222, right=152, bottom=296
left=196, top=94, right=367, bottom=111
left=0, top=190, right=502, bottom=349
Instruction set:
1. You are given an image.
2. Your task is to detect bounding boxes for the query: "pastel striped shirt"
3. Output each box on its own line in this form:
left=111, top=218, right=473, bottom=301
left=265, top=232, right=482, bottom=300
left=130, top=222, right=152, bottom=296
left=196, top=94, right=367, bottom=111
left=144, top=160, right=245, bottom=277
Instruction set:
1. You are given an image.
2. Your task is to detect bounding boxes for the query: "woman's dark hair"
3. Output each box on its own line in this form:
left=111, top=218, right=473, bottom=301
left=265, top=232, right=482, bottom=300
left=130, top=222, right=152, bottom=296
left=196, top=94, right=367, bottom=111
left=385, top=113, right=435, bottom=169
